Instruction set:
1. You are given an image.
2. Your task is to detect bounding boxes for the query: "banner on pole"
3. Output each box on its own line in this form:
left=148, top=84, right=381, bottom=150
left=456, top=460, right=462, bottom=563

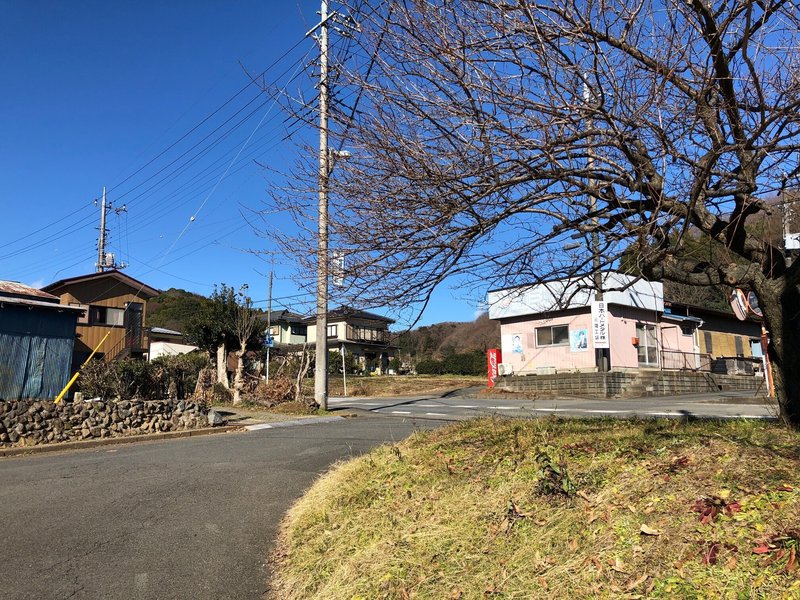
left=591, top=301, right=609, bottom=349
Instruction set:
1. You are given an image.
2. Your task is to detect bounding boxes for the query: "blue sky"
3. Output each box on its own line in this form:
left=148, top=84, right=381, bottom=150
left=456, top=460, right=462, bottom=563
left=0, top=0, right=483, bottom=328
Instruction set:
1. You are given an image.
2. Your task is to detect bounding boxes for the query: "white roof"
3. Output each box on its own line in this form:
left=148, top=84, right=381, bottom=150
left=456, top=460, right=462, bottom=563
left=487, top=272, right=664, bottom=320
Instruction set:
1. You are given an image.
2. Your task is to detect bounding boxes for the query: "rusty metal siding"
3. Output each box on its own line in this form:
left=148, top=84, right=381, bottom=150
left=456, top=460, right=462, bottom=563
left=0, top=305, right=77, bottom=400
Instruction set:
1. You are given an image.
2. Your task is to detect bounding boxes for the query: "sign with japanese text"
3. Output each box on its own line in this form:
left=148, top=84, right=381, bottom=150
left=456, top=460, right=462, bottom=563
left=591, top=301, right=610, bottom=349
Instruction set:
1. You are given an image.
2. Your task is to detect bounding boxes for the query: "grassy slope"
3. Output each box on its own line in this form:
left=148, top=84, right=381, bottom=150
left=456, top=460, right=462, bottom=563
left=272, top=418, right=800, bottom=599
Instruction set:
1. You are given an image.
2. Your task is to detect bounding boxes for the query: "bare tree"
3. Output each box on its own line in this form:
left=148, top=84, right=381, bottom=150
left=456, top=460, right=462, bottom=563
left=268, top=1, right=800, bottom=426
left=232, top=286, right=261, bottom=406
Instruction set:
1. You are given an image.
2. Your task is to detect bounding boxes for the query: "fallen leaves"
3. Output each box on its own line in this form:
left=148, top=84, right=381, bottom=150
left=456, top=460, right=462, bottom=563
left=691, top=496, right=741, bottom=524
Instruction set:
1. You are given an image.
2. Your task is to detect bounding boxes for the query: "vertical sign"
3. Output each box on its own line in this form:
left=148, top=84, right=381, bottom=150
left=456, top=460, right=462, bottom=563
left=591, top=301, right=609, bottom=349
left=486, top=348, right=502, bottom=388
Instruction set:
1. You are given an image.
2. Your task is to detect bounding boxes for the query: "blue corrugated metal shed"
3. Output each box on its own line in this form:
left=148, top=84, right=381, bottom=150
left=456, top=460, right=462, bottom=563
left=0, top=282, right=83, bottom=400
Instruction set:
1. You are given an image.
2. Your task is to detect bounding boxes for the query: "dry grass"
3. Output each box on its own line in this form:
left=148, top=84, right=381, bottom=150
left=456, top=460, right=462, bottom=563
left=322, top=375, right=485, bottom=397
left=271, top=418, right=800, bottom=599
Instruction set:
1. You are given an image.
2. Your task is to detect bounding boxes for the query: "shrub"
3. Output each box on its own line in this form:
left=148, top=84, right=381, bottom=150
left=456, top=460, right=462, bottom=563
left=77, top=354, right=209, bottom=401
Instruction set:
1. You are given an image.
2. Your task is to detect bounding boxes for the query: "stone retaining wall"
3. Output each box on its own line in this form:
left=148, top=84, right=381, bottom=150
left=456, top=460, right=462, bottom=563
left=0, top=399, right=213, bottom=447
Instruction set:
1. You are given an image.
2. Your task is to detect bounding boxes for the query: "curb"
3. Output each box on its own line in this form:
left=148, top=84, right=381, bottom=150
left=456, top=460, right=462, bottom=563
left=0, top=425, right=242, bottom=458
left=244, top=416, right=344, bottom=430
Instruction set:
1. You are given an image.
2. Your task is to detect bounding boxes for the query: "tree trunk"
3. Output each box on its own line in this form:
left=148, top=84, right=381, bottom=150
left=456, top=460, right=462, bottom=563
left=756, top=278, right=800, bottom=428
left=216, top=343, right=229, bottom=389
left=232, top=344, right=246, bottom=406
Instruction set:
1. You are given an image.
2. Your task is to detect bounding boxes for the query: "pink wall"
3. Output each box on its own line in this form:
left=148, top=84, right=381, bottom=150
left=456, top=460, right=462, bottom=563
left=500, top=310, right=596, bottom=374
left=500, top=305, right=699, bottom=374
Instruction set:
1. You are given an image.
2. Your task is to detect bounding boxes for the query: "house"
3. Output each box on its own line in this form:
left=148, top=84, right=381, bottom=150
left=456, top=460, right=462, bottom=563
left=487, top=272, right=761, bottom=376
left=0, top=281, right=84, bottom=399
left=262, top=309, right=308, bottom=349
left=42, top=270, right=160, bottom=368
left=304, top=306, right=397, bottom=374
left=147, top=327, right=199, bottom=361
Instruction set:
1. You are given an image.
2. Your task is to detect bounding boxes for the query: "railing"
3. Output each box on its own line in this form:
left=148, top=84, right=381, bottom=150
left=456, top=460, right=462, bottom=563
left=345, top=325, right=390, bottom=344
left=661, top=350, right=712, bottom=372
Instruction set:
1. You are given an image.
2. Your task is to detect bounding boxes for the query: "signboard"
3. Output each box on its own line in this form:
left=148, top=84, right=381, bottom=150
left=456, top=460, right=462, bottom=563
left=591, top=301, right=609, bottom=349
left=486, top=348, right=502, bottom=388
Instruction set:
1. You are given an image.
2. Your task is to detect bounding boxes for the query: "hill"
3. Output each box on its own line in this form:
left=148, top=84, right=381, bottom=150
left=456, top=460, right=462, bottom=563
left=146, top=288, right=211, bottom=333
left=394, top=313, right=500, bottom=360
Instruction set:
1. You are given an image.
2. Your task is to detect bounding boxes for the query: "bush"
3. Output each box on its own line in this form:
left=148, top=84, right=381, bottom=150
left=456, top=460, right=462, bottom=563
left=77, top=353, right=209, bottom=401
left=415, top=351, right=485, bottom=376
left=415, top=359, right=444, bottom=375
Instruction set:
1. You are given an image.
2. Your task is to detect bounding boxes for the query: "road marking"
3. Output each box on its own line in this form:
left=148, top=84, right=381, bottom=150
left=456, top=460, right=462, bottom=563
left=487, top=406, right=516, bottom=410
left=453, top=404, right=477, bottom=409
left=416, top=403, right=440, bottom=408
left=425, top=412, right=448, bottom=417
left=391, top=411, right=411, bottom=415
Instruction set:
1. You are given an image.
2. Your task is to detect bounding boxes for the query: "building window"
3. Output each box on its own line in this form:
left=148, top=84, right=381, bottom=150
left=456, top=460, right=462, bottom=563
left=290, top=325, right=307, bottom=336
left=70, top=303, right=90, bottom=324
left=636, top=323, right=658, bottom=366
left=327, top=324, right=338, bottom=338
left=535, top=325, right=569, bottom=347
left=88, top=306, right=125, bottom=327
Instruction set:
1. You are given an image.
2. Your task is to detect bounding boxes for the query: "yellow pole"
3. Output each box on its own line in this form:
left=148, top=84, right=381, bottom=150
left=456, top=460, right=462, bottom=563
left=54, top=329, right=114, bottom=404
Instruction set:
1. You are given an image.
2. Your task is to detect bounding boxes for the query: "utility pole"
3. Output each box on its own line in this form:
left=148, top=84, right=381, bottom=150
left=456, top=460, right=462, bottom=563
left=314, top=0, right=330, bottom=411
left=96, top=187, right=108, bottom=273
left=95, top=187, right=127, bottom=273
left=584, top=78, right=609, bottom=372
left=266, top=270, right=273, bottom=383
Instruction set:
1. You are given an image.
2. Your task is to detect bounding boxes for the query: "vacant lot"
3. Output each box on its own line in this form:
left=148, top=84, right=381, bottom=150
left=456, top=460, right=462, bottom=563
left=272, top=418, right=800, bottom=599
left=323, top=375, right=485, bottom=397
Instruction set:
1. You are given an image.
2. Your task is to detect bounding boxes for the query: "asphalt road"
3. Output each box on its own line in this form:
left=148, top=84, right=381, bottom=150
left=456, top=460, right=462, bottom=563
left=329, top=389, right=777, bottom=421
left=0, top=416, right=440, bottom=600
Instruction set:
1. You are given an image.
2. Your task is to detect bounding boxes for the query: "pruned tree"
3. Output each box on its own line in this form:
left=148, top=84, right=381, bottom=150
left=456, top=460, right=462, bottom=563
left=232, top=286, right=261, bottom=405
left=268, top=0, right=800, bottom=426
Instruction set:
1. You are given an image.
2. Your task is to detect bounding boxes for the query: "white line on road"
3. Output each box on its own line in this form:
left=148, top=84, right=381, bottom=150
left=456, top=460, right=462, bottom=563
left=453, top=405, right=477, bottom=409
left=391, top=411, right=411, bottom=415
left=487, top=406, right=516, bottom=410
left=425, top=412, right=448, bottom=417
left=416, top=404, right=441, bottom=408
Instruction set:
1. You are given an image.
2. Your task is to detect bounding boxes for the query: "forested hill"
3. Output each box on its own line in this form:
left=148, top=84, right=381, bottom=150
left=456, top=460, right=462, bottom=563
left=146, top=288, right=211, bottom=333
left=394, top=313, right=500, bottom=360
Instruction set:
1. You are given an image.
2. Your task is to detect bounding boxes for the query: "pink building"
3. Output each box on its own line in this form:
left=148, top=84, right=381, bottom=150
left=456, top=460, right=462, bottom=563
left=488, top=273, right=717, bottom=375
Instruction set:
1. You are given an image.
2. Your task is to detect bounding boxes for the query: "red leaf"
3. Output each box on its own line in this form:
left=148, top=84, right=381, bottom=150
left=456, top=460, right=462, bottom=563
left=724, top=502, right=741, bottom=515
left=777, top=485, right=794, bottom=492
left=786, top=548, right=798, bottom=573
left=702, top=543, right=720, bottom=565
left=753, top=543, right=773, bottom=555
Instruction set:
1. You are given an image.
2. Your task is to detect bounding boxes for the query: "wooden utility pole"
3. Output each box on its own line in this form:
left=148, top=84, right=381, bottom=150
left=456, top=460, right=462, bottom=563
left=314, top=0, right=330, bottom=411
left=266, top=270, right=273, bottom=383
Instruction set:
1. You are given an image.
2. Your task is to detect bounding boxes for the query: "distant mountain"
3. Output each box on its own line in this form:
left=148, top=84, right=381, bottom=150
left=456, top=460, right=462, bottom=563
left=394, top=313, right=500, bottom=359
left=146, top=288, right=211, bottom=333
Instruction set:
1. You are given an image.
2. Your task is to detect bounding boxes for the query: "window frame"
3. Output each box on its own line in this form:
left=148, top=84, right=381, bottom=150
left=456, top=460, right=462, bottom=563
left=535, top=325, right=569, bottom=348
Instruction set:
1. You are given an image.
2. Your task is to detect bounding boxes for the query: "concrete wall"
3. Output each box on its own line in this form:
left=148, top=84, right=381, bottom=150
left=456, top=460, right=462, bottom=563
left=499, top=371, right=766, bottom=399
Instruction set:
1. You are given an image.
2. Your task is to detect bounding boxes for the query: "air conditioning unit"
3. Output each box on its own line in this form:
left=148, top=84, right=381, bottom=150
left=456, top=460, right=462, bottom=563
left=497, top=363, right=513, bottom=376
